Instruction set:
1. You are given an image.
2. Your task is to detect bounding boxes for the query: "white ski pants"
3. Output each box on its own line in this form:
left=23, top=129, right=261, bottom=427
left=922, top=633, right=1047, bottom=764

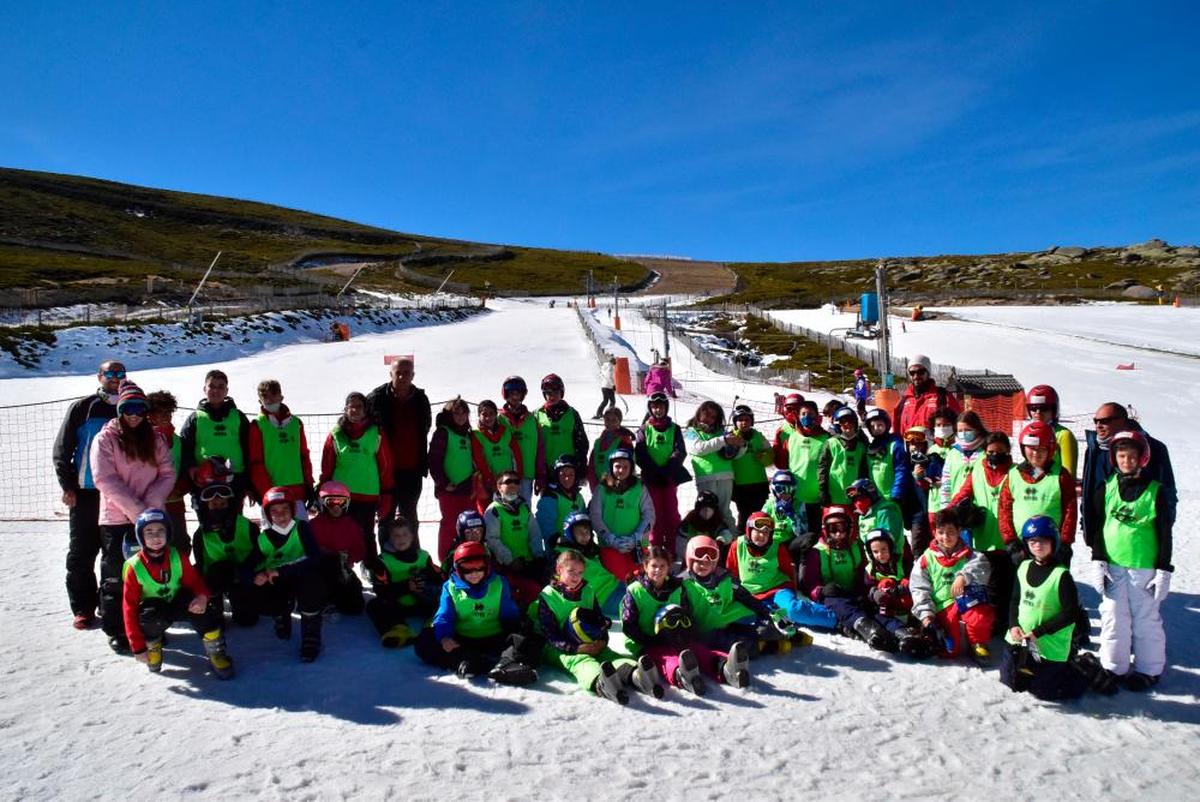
left=1099, top=564, right=1166, bottom=676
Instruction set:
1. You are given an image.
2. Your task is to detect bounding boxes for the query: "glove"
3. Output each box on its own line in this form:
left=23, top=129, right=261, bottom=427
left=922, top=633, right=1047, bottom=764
left=821, top=582, right=845, bottom=599
left=1007, top=540, right=1027, bottom=566
left=1151, top=569, right=1172, bottom=603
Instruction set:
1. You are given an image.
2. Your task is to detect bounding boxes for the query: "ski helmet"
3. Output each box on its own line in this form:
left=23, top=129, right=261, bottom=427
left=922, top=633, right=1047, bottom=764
left=552, top=454, right=579, bottom=478
left=783, top=393, right=804, bottom=408
left=647, top=391, right=670, bottom=408
left=822, top=505, right=854, bottom=535
left=561, top=510, right=593, bottom=542
left=1025, top=385, right=1059, bottom=415
left=693, top=490, right=720, bottom=515
left=194, top=455, right=234, bottom=488
left=1020, top=515, right=1060, bottom=550
left=540, top=373, right=565, bottom=395
left=731, top=404, right=754, bottom=424
left=903, top=425, right=928, bottom=445
left=846, top=478, right=880, bottom=503
left=502, top=375, right=527, bottom=397
left=684, top=535, right=721, bottom=567
left=566, top=606, right=608, bottom=644
left=770, top=470, right=797, bottom=496
left=1109, top=430, right=1150, bottom=469
left=653, top=604, right=692, bottom=634
left=607, top=447, right=634, bottom=468
left=863, top=527, right=894, bottom=552
left=263, top=486, right=291, bottom=512
left=746, top=512, right=775, bottom=538
left=455, top=509, right=486, bottom=538
left=318, top=480, right=350, bottom=509
left=864, top=408, right=891, bottom=431
left=1018, top=421, right=1058, bottom=460
left=832, top=407, right=858, bottom=426
left=134, top=508, right=172, bottom=552
left=452, top=541, right=490, bottom=574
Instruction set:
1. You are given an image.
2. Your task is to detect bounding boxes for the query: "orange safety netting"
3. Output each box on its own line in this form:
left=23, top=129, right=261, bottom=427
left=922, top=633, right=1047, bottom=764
left=962, top=392, right=1023, bottom=437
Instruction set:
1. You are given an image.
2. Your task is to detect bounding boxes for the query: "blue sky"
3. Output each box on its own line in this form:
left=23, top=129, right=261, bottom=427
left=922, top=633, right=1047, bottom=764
left=2, top=3, right=1197, bottom=261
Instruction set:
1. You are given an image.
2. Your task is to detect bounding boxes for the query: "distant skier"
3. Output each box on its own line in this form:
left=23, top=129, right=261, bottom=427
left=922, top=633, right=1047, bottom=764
left=852, top=369, right=870, bottom=418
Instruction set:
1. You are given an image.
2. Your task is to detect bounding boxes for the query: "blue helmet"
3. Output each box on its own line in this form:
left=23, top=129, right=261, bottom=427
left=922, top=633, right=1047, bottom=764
left=833, top=407, right=859, bottom=426
left=455, top=509, right=485, bottom=538
left=847, top=478, right=879, bottom=502
left=561, top=511, right=593, bottom=544
left=132, top=508, right=172, bottom=555
left=770, top=470, right=797, bottom=496
left=1020, top=515, right=1060, bottom=549
left=864, top=408, right=891, bottom=431
left=653, top=604, right=693, bottom=634
left=566, top=607, right=608, bottom=644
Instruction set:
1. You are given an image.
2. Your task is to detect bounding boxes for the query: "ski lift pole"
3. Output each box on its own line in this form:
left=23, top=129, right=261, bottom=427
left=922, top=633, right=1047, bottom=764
left=661, top=296, right=670, bottom=359
left=186, top=251, right=222, bottom=309
left=434, top=270, right=457, bottom=296
left=875, top=259, right=893, bottom=389
left=612, top=278, right=621, bottom=330
left=337, top=264, right=368, bottom=298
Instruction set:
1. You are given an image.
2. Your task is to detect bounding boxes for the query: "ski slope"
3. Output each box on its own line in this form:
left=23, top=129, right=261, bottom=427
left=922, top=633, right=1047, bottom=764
left=0, top=299, right=1196, bottom=801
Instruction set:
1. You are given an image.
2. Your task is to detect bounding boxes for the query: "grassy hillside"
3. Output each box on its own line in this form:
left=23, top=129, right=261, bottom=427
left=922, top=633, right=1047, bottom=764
left=0, top=168, right=645, bottom=304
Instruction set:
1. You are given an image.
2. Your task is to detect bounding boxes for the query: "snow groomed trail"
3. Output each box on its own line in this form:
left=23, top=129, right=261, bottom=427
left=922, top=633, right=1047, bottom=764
left=1, top=299, right=1197, bottom=801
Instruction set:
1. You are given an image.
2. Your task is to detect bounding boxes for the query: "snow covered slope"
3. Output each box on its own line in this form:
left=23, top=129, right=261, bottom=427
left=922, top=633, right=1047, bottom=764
left=0, top=300, right=1196, bottom=800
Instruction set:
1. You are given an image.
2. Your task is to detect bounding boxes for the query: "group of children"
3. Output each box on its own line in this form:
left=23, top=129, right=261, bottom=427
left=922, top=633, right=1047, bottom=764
left=96, top=369, right=1172, bottom=706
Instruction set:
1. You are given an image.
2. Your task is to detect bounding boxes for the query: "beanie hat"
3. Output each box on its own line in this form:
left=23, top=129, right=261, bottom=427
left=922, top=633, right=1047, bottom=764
left=907, top=354, right=932, bottom=372
left=117, top=379, right=148, bottom=413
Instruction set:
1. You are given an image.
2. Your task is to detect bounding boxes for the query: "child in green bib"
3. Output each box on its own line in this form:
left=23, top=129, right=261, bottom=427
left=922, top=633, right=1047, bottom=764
left=483, top=470, right=545, bottom=609
left=367, top=517, right=441, bottom=648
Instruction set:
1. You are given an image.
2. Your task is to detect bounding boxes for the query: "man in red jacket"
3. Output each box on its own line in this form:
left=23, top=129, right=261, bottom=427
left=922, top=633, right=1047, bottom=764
left=895, top=354, right=961, bottom=434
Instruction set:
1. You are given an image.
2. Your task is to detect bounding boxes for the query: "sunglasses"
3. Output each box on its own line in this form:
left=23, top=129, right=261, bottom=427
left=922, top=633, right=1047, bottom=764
left=459, top=563, right=486, bottom=574
left=690, top=546, right=720, bottom=562
left=1093, top=416, right=1118, bottom=426
left=199, top=485, right=234, bottom=501
left=498, top=479, right=520, bottom=486
left=1027, top=405, right=1049, bottom=413
left=102, top=369, right=127, bottom=379
left=907, top=368, right=928, bottom=376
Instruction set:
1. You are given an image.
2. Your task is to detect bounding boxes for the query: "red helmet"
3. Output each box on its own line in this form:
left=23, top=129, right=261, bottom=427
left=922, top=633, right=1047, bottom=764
left=453, top=541, right=489, bottom=572
left=783, top=393, right=804, bottom=408
left=745, top=512, right=775, bottom=537
left=822, top=505, right=854, bottom=534
left=1018, top=421, right=1058, bottom=459
left=194, top=456, right=233, bottom=488
left=540, top=373, right=564, bottom=395
left=1109, top=430, right=1150, bottom=469
left=1026, top=385, right=1060, bottom=415
left=263, top=486, right=291, bottom=509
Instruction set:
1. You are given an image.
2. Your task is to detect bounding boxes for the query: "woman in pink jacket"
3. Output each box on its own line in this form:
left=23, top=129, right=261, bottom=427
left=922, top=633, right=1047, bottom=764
left=89, top=380, right=176, bottom=653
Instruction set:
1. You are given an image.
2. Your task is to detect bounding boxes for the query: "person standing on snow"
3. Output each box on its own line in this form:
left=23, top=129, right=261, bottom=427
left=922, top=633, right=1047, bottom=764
left=894, top=354, right=961, bottom=435
left=1025, top=385, right=1078, bottom=479
left=853, top=368, right=871, bottom=419
left=534, top=373, right=589, bottom=483
left=53, top=359, right=124, bottom=630
left=593, top=355, right=618, bottom=420
left=180, top=369, right=251, bottom=508
left=366, top=357, right=432, bottom=533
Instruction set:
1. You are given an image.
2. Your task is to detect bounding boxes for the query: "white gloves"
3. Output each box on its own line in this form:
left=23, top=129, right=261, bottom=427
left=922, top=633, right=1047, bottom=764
left=1151, top=569, right=1172, bottom=603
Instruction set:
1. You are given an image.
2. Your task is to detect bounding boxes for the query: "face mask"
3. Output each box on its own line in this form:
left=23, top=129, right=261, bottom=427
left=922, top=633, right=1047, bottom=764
left=800, top=414, right=815, bottom=428
left=934, top=425, right=954, bottom=440
left=986, top=454, right=1009, bottom=469
left=958, top=430, right=977, bottom=444
left=263, top=402, right=282, bottom=414
left=852, top=497, right=873, bottom=515
left=501, top=490, right=519, bottom=503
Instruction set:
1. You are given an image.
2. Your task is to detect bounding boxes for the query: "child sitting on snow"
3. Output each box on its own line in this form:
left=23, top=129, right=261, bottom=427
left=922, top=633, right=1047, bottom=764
left=862, top=528, right=930, bottom=658
left=367, top=516, right=441, bottom=648
left=308, top=480, right=365, bottom=615
left=910, top=506, right=995, bottom=662
left=681, top=535, right=781, bottom=660
left=440, top=509, right=487, bottom=576
left=552, top=511, right=623, bottom=614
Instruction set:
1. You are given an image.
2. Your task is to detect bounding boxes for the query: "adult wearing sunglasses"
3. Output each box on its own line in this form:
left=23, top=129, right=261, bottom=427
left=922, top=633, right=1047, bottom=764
left=893, top=354, right=961, bottom=436
left=88, top=380, right=177, bottom=653
left=1081, top=402, right=1177, bottom=558
left=52, top=360, right=125, bottom=631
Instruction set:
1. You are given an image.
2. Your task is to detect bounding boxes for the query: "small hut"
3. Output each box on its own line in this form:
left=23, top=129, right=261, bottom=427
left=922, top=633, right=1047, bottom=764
left=945, top=372, right=1026, bottom=436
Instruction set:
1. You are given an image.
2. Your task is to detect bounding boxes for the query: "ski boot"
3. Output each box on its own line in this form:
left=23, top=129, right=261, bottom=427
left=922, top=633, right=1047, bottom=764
left=720, top=641, right=751, bottom=689
left=853, top=617, right=899, bottom=653
left=456, top=655, right=489, bottom=679
left=1070, top=652, right=1119, bottom=695
left=273, top=614, right=292, bottom=640
left=593, top=661, right=629, bottom=705
left=146, top=639, right=164, bottom=673
left=380, top=624, right=415, bottom=649
left=631, top=654, right=666, bottom=699
left=488, top=658, right=538, bottom=686
left=673, top=649, right=707, bottom=696
left=896, top=627, right=935, bottom=659
left=1123, top=672, right=1159, bottom=692
left=969, top=642, right=993, bottom=667
left=108, top=635, right=131, bottom=655
left=299, top=612, right=322, bottom=663
left=202, top=629, right=235, bottom=680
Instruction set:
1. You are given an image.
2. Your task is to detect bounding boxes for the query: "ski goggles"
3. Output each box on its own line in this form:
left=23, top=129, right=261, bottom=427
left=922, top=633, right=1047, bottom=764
left=824, top=520, right=850, bottom=533
left=690, top=545, right=720, bottom=562
left=119, top=403, right=148, bottom=417
left=1026, top=405, right=1050, bottom=413
left=656, top=612, right=692, bottom=631
left=322, top=497, right=349, bottom=510
left=199, top=485, right=234, bottom=502
left=457, top=561, right=487, bottom=575
left=749, top=518, right=775, bottom=534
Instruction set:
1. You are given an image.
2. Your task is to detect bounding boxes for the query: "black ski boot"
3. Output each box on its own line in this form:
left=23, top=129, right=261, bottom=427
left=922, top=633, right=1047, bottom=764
left=721, top=641, right=751, bottom=688
left=488, top=658, right=538, bottom=686
left=897, top=627, right=935, bottom=659
left=594, top=661, right=629, bottom=705
left=108, top=635, right=131, bottom=655
left=853, top=617, right=899, bottom=653
left=299, top=612, right=322, bottom=662
left=273, top=614, right=292, bottom=640
left=631, top=654, right=666, bottom=698
left=674, top=649, right=707, bottom=696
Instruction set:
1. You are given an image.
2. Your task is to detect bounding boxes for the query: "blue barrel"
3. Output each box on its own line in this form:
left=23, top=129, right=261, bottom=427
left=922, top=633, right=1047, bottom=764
left=860, top=292, right=879, bottom=325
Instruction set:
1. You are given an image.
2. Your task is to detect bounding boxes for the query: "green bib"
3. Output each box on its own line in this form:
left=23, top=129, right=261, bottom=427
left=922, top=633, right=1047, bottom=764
left=816, top=541, right=863, bottom=589
left=536, top=407, right=581, bottom=465
left=1008, top=465, right=1063, bottom=533
left=449, top=576, right=505, bottom=639
left=331, top=425, right=381, bottom=495
left=927, top=443, right=950, bottom=513
left=780, top=425, right=827, bottom=504
left=534, top=582, right=598, bottom=630
left=126, top=549, right=184, bottom=601
left=942, top=448, right=978, bottom=508
left=825, top=437, right=866, bottom=505
left=1007, top=562, right=1073, bottom=663
left=600, top=481, right=643, bottom=539
left=1102, top=476, right=1160, bottom=569
left=762, top=497, right=802, bottom=543
left=439, top=426, right=474, bottom=486
left=255, top=523, right=306, bottom=571
left=256, top=415, right=305, bottom=487
left=735, top=538, right=789, bottom=595
left=488, top=501, right=534, bottom=561
left=923, top=547, right=969, bottom=611
left=500, top=412, right=539, bottom=480
left=731, top=429, right=771, bottom=486
left=473, top=427, right=517, bottom=478
left=379, top=549, right=433, bottom=584
left=554, top=547, right=619, bottom=604
left=688, top=428, right=733, bottom=478
left=200, top=516, right=254, bottom=565
left=548, top=492, right=586, bottom=538
left=857, top=499, right=904, bottom=543
left=194, top=408, right=244, bottom=472
left=626, top=581, right=683, bottom=637
left=867, top=445, right=895, bottom=500
left=684, top=575, right=753, bottom=632
left=969, top=460, right=1006, bottom=552
left=642, top=422, right=677, bottom=467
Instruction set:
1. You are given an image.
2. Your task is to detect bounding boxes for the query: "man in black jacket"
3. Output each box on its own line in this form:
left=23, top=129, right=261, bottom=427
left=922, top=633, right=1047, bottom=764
left=52, top=360, right=124, bottom=629
left=366, top=358, right=432, bottom=532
